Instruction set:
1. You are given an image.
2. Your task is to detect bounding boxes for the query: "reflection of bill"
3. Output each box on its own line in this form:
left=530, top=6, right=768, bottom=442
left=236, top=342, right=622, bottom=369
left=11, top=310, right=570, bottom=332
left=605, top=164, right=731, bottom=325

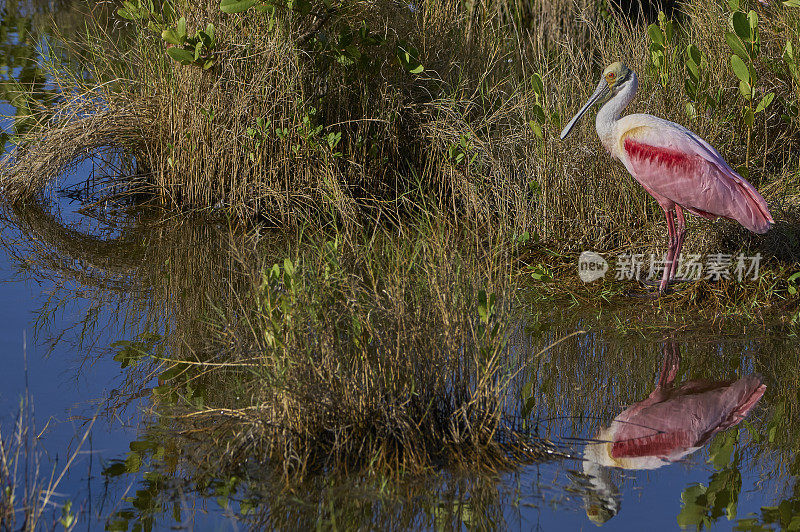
left=581, top=342, right=766, bottom=525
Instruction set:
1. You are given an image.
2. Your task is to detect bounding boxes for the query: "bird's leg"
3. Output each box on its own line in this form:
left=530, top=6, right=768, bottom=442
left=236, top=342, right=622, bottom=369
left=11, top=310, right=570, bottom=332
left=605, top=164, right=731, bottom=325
left=648, top=340, right=681, bottom=402
left=659, top=209, right=676, bottom=292
left=657, top=341, right=681, bottom=389
left=669, top=205, right=687, bottom=281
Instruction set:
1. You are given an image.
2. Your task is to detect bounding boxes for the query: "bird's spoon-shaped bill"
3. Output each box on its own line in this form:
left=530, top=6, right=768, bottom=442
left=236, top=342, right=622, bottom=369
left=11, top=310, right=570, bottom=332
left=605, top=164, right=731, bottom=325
left=560, top=79, right=609, bottom=140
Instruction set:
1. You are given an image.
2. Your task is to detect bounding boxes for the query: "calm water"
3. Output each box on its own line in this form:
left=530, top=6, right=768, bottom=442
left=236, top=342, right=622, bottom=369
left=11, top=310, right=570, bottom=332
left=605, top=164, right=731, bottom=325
left=0, top=3, right=798, bottom=530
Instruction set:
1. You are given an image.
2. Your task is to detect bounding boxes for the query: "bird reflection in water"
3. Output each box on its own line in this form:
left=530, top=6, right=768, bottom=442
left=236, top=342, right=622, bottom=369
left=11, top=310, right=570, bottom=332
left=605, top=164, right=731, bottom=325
left=580, top=341, right=766, bottom=524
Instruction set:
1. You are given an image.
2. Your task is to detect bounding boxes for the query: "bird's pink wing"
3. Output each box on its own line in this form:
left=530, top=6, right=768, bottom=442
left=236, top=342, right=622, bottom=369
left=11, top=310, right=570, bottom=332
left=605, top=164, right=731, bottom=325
left=610, top=375, right=766, bottom=460
left=621, top=123, right=772, bottom=233
left=610, top=430, right=691, bottom=458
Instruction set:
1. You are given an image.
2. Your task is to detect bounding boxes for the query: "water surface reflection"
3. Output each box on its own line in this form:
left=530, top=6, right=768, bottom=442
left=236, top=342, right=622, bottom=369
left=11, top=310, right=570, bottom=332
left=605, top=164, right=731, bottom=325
left=1, top=194, right=798, bottom=529
left=580, top=341, right=766, bottom=525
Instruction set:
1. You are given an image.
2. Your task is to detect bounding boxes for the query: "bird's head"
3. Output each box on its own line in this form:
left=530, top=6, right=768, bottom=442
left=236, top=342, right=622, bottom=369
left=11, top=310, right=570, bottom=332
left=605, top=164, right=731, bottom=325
left=601, top=62, right=633, bottom=100
left=560, top=61, right=636, bottom=140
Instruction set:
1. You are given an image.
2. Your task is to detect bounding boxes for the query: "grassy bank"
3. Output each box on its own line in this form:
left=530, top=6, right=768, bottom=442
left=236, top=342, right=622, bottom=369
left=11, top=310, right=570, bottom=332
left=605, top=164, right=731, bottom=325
left=0, top=0, right=798, bottom=250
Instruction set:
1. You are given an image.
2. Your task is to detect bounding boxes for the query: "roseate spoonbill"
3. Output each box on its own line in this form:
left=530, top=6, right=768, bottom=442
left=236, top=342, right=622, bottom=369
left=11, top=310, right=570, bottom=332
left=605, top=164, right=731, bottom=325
left=560, top=62, right=773, bottom=292
left=580, top=342, right=765, bottom=523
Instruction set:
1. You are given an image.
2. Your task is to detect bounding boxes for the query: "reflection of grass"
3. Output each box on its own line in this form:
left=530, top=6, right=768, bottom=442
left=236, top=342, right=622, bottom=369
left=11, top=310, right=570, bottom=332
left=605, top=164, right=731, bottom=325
left=7, top=191, right=800, bottom=528
left=0, top=0, right=107, bottom=153
left=74, top=215, right=566, bottom=530
left=166, top=219, right=552, bottom=479
left=0, top=385, right=95, bottom=531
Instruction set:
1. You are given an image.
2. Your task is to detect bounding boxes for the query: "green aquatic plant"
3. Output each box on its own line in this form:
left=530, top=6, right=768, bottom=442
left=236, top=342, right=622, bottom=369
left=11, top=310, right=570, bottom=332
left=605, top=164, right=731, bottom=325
left=161, top=18, right=217, bottom=69
left=683, top=43, right=721, bottom=120
left=647, top=11, right=674, bottom=91
left=528, top=72, right=547, bottom=140
left=782, top=38, right=800, bottom=124
left=725, top=1, right=774, bottom=176
left=447, top=133, right=477, bottom=168
left=117, top=0, right=219, bottom=70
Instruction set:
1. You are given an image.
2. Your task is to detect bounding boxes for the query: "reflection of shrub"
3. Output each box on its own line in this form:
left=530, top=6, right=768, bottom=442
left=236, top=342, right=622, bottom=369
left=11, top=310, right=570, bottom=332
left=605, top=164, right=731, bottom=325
left=167, top=223, right=543, bottom=479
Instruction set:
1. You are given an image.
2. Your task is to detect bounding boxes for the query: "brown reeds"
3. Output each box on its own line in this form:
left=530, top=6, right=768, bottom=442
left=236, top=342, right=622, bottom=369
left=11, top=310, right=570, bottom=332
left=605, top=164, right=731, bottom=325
left=1, top=0, right=797, bottom=257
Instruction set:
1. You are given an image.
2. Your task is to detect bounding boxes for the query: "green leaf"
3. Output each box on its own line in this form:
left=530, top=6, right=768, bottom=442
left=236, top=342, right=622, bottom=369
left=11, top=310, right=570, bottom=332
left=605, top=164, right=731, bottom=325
left=747, top=10, right=758, bottom=31
left=530, top=264, right=552, bottom=281
left=784, top=41, right=799, bottom=80
left=327, top=131, right=341, bottom=149
left=167, top=47, right=195, bottom=64
left=531, top=73, right=544, bottom=97
left=199, top=30, right=213, bottom=49
left=732, top=11, right=750, bottom=42
left=647, top=23, right=664, bottom=46
left=730, top=54, right=750, bottom=83
left=396, top=42, right=424, bottom=74
left=176, top=17, right=187, bottom=39
left=521, top=396, right=536, bottom=418
left=283, top=258, right=295, bottom=277
left=686, top=58, right=699, bottom=81
left=117, top=1, right=149, bottom=20
left=728, top=0, right=739, bottom=10
left=651, top=50, right=665, bottom=68
left=529, top=120, right=543, bottom=139
left=725, top=32, right=748, bottom=60
left=685, top=79, right=697, bottom=99
left=785, top=0, right=800, bottom=6
left=687, top=43, right=701, bottom=66
left=220, top=0, right=260, bottom=13
left=755, top=92, right=774, bottom=113
left=685, top=101, right=697, bottom=120
left=739, top=79, right=752, bottom=99
left=662, top=19, right=674, bottom=43
left=103, top=461, right=127, bottom=477
left=708, top=430, right=738, bottom=468
left=748, top=64, right=758, bottom=86
left=161, top=28, right=182, bottom=46
left=743, top=107, right=755, bottom=126
left=532, top=103, right=546, bottom=124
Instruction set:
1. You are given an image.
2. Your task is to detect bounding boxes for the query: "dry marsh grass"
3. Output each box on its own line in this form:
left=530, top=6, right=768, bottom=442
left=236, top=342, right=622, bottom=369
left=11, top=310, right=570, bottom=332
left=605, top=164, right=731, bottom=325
left=1, top=0, right=797, bottom=256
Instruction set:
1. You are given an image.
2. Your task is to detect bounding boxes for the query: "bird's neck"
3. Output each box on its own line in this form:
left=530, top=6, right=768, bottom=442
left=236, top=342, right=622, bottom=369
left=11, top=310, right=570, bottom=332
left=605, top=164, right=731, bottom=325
left=595, top=71, right=638, bottom=152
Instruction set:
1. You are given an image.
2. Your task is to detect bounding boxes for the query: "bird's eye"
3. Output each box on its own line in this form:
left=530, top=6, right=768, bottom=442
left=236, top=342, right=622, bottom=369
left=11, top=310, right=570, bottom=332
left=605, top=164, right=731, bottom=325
left=606, top=72, right=616, bottom=83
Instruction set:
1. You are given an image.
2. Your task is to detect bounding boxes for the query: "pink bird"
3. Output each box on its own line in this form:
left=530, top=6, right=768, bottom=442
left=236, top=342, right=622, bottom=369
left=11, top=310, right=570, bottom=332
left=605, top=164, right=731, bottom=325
left=561, top=62, right=773, bottom=292
left=581, top=342, right=766, bottom=523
